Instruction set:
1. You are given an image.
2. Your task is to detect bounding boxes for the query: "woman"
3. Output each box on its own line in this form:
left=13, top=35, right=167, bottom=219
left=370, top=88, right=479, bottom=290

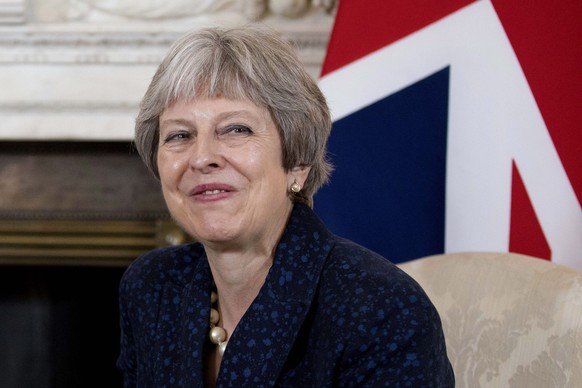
left=118, top=25, right=454, bottom=387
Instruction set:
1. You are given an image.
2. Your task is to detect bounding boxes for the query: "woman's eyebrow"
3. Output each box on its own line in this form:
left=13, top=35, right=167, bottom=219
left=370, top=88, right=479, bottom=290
left=159, top=118, right=192, bottom=127
left=215, top=110, right=257, bottom=121
left=159, top=109, right=263, bottom=134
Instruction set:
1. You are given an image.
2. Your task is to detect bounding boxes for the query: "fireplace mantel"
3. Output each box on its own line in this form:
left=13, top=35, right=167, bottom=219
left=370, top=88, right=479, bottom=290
left=0, top=0, right=334, bottom=141
left=0, top=141, right=186, bottom=266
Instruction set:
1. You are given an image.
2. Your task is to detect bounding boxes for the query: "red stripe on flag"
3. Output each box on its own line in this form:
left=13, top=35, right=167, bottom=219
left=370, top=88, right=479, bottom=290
left=321, top=0, right=474, bottom=76
left=509, top=161, right=551, bottom=260
left=492, top=0, right=582, bottom=208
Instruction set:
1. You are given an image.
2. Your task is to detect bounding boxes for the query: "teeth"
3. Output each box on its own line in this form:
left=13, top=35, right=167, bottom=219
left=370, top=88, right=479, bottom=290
left=202, top=189, right=226, bottom=195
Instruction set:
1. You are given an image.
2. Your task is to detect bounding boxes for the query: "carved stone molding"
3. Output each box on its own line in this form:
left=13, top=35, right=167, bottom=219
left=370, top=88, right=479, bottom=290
left=0, top=0, right=335, bottom=140
left=0, top=0, right=26, bottom=25
left=0, top=25, right=331, bottom=66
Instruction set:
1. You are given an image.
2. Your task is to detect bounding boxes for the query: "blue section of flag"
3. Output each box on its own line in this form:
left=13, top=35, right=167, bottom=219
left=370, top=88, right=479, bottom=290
left=314, top=67, right=450, bottom=264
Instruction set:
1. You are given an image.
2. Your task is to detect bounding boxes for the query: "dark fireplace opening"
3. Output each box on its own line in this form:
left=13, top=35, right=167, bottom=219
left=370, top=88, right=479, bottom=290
left=0, top=141, right=189, bottom=387
left=0, top=265, right=125, bottom=388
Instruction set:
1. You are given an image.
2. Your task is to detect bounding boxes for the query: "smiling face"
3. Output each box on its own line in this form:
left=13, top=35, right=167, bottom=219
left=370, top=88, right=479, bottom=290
left=157, top=97, right=305, bottom=252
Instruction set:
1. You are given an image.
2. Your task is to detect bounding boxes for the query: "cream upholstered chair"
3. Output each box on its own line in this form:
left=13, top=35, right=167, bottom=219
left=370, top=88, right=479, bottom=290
left=398, top=252, right=582, bottom=387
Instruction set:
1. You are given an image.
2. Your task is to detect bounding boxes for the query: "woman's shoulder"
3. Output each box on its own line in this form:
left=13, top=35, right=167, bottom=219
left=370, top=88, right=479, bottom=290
left=320, top=236, right=434, bottom=313
left=120, top=242, right=206, bottom=292
left=315, top=237, right=453, bottom=385
left=324, top=236, right=410, bottom=280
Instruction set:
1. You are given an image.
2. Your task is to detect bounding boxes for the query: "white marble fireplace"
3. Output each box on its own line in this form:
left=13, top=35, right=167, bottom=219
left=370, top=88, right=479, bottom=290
left=0, top=0, right=335, bottom=141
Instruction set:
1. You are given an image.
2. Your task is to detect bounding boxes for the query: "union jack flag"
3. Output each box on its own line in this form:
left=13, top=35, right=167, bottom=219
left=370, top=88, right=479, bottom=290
left=315, top=0, right=582, bottom=269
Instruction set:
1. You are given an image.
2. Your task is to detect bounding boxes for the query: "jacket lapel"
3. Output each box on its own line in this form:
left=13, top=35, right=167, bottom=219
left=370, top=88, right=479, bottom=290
left=216, top=204, right=335, bottom=386
left=153, top=250, right=214, bottom=387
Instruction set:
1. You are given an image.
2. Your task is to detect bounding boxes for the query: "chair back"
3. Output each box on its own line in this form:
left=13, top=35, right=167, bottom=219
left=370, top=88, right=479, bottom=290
left=398, top=252, right=582, bottom=387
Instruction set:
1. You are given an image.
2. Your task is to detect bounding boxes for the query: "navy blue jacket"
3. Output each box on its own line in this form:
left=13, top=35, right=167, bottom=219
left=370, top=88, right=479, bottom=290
left=118, top=203, right=454, bottom=387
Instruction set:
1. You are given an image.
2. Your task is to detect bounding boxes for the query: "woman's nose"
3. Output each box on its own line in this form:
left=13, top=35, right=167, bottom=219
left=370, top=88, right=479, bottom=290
left=188, top=133, right=222, bottom=172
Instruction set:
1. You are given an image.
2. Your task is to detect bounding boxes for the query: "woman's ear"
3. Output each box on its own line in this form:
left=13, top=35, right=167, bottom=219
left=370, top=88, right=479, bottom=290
left=288, top=165, right=311, bottom=189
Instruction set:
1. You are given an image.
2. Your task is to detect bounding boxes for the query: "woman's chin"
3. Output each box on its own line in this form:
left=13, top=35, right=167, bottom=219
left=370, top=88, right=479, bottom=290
left=188, top=223, right=242, bottom=247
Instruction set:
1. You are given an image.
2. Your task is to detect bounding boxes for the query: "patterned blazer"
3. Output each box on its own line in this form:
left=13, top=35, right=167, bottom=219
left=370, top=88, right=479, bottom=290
left=117, top=203, right=454, bottom=387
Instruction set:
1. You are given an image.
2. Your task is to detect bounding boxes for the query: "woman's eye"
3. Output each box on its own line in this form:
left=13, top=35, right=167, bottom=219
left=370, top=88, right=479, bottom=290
left=223, top=125, right=252, bottom=135
left=163, top=131, right=190, bottom=143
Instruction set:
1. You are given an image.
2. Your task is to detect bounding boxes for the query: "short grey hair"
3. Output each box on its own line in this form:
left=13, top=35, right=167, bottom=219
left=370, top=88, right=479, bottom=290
left=134, top=24, right=333, bottom=206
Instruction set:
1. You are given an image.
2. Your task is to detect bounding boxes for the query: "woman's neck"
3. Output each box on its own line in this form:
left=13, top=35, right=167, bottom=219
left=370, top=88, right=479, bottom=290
left=206, top=248, right=274, bottom=336
left=203, top=202, right=292, bottom=332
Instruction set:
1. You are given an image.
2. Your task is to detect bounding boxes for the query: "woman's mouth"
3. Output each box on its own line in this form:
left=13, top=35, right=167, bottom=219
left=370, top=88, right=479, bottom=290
left=190, top=184, right=235, bottom=202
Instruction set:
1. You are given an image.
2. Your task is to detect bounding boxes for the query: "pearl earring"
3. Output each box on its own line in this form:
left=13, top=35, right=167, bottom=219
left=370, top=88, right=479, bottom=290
left=290, top=180, right=301, bottom=193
